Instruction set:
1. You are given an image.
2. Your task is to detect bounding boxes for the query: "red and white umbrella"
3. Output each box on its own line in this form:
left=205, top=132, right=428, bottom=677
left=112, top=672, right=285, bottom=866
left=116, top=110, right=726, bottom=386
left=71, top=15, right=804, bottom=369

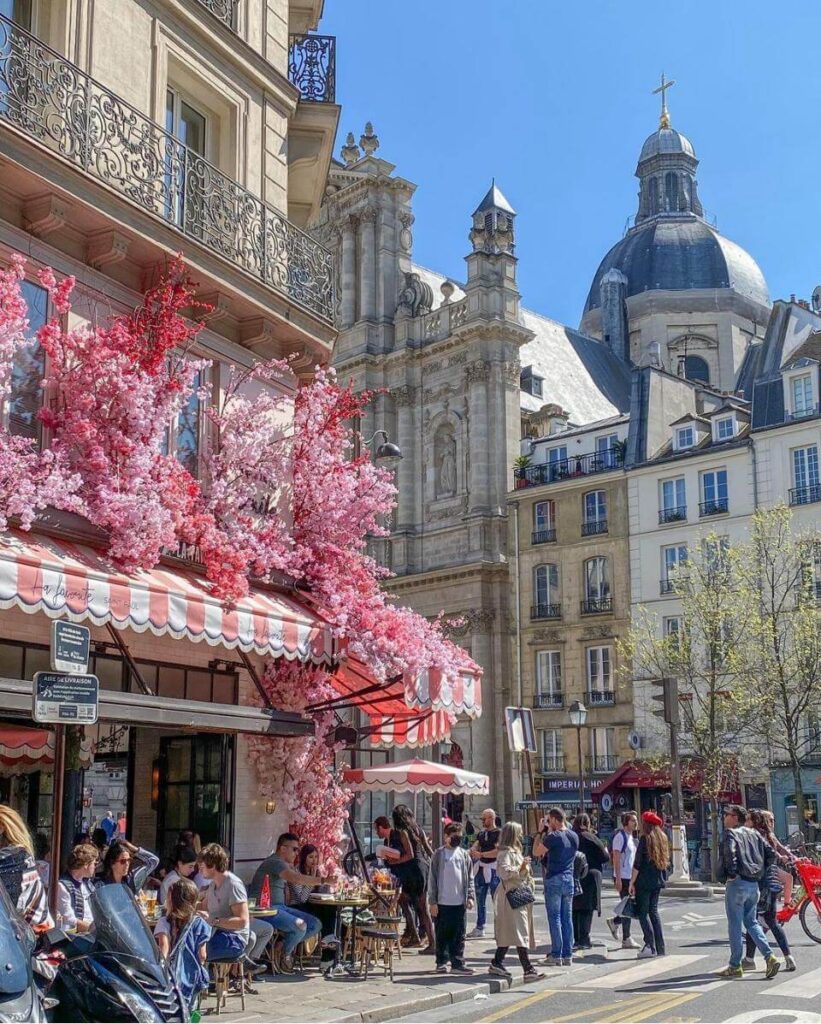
left=341, top=757, right=489, bottom=796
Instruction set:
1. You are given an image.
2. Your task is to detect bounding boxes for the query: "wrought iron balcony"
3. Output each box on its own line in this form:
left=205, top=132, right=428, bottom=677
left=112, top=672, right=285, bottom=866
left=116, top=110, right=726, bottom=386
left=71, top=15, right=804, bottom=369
left=194, top=0, right=238, bottom=26
left=581, top=596, right=613, bottom=615
left=660, top=578, right=676, bottom=595
left=659, top=505, right=687, bottom=524
left=699, top=497, right=730, bottom=517
left=587, top=689, right=616, bottom=706
left=537, top=755, right=566, bottom=775
left=289, top=34, right=336, bottom=103
left=0, top=14, right=335, bottom=324
left=534, top=691, right=563, bottom=709
left=785, top=405, right=820, bottom=423
left=586, top=754, right=618, bottom=774
left=514, top=447, right=624, bottom=488
left=790, top=484, right=821, bottom=507
left=531, top=603, right=561, bottom=621
left=532, top=528, right=556, bottom=545
left=581, top=518, right=608, bottom=537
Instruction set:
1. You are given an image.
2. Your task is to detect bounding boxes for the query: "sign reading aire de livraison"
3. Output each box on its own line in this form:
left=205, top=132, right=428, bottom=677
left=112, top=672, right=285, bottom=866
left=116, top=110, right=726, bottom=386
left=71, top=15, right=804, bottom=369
left=50, top=621, right=91, bottom=675
left=33, top=672, right=99, bottom=725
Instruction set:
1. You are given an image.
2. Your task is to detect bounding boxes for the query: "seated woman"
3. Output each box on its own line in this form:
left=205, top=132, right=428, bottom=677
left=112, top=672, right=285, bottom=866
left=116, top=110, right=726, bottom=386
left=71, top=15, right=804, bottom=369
left=155, top=877, right=211, bottom=1012
left=57, top=843, right=98, bottom=933
left=100, top=840, right=160, bottom=893
left=0, top=805, right=52, bottom=930
left=159, top=845, right=199, bottom=903
left=287, top=844, right=338, bottom=962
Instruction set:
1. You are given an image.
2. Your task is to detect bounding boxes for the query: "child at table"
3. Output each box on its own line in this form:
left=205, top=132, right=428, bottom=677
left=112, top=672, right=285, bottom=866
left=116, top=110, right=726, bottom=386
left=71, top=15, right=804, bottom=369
left=154, top=878, right=211, bottom=1012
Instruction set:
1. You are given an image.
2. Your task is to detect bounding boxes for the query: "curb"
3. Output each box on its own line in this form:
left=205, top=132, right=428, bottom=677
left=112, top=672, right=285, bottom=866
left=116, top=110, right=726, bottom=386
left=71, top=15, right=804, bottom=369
left=336, top=970, right=531, bottom=1023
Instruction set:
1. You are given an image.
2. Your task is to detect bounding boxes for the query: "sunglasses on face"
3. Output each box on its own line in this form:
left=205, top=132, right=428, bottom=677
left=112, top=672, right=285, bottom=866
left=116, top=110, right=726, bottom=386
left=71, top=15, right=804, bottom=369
left=116, top=856, right=131, bottom=865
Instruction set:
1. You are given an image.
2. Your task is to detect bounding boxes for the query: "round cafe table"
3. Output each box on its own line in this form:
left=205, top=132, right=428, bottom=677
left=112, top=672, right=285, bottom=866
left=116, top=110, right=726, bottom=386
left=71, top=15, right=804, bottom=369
left=308, top=894, right=371, bottom=977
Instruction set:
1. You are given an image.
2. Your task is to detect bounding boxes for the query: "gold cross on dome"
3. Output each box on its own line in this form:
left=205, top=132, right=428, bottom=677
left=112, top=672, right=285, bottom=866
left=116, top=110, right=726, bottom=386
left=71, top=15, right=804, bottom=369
left=652, top=72, right=676, bottom=129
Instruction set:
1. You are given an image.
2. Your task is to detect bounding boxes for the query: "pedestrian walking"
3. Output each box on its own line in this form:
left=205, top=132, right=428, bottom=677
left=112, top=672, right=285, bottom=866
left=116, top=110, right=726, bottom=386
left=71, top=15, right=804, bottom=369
left=742, top=810, right=795, bottom=972
left=390, top=804, right=436, bottom=955
left=467, top=807, right=500, bottom=939
left=629, top=811, right=668, bottom=959
left=533, top=806, right=578, bottom=966
left=717, top=804, right=781, bottom=980
left=488, top=822, right=544, bottom=983
left=606, top=811, right=640, bottom=949
left=571, top=814, right=609, bottom=950
left=428, top=822, right=476, bottom=975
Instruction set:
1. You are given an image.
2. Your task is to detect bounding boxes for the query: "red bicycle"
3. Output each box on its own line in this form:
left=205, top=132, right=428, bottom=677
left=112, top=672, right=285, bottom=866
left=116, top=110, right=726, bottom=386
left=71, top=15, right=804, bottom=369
left=777, top=857, right=821, bottom=942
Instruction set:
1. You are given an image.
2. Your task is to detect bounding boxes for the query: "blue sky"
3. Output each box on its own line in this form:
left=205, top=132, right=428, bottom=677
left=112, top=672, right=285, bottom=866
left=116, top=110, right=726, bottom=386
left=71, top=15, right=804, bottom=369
left=322, top=1, right=821, bottom=327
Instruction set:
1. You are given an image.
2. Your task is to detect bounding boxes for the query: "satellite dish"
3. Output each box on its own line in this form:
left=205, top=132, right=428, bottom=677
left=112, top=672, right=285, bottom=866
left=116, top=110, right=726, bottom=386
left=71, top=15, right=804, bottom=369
left=627, top=731, right=643, bottom=751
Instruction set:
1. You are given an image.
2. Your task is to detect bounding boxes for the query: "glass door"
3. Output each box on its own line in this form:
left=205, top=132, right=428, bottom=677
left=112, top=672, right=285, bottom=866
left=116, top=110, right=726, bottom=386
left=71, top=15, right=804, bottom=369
left=157, top=734, right=233, bottom=858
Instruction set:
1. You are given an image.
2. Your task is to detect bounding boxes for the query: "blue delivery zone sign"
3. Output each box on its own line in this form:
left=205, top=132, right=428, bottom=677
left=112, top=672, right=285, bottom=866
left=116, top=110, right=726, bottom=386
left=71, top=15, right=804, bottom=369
left=33, top=672, right=99, bottom=724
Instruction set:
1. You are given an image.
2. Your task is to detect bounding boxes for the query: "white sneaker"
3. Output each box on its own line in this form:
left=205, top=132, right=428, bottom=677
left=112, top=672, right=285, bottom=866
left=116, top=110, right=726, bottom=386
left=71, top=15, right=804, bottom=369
left=637, top=945, right=656, bottom=959
left=785, top=955, right=797, bottom=972
left=467, top=927, right=484, bottom=939
left=621, top=937, right=640, bottom=949
left=606, top=918, right=620, bottom=941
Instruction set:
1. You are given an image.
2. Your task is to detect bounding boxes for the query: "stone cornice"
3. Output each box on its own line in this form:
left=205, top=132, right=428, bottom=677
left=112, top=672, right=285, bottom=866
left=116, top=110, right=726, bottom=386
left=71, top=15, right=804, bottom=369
left=387, top=561, right=510, bottom=592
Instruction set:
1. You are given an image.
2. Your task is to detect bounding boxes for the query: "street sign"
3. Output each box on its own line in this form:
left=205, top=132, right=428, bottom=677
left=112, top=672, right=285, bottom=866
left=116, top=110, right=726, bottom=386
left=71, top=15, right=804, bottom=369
left=504, top=706, right=537, bottom=753
left=50, top=621, right=91, bottom=675
left=601, top=794, right=613, bottom=812
left=33, top=672, right=99, bottom=724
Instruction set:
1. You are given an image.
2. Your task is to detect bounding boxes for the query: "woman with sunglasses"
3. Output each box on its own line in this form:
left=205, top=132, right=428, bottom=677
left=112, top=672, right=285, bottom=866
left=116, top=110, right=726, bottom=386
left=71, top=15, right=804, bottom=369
left=100, top=839, right=159, bottom=893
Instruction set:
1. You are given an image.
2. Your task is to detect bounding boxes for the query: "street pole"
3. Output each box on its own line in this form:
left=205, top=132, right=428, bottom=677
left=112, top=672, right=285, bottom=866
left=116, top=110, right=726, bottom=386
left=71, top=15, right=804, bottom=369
left=523, top=749, right=539, bottom=836
left=667, top=683, right=690, bottom=882
left=577, top=725, right=585, bottom=815
left=49, top=724, right=66, bottom=918
left=431, top=741, right=442, bottom=849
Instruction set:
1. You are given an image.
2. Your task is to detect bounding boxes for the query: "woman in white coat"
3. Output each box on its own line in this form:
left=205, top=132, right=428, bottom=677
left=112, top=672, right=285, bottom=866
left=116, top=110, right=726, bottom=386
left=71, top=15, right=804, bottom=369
left=488, top=822, right=545, bottom=982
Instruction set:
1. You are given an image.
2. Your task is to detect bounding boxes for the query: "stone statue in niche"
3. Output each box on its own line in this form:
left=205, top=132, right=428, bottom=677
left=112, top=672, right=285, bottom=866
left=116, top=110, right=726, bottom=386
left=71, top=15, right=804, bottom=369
left=436, top=429, right=457, bottom=497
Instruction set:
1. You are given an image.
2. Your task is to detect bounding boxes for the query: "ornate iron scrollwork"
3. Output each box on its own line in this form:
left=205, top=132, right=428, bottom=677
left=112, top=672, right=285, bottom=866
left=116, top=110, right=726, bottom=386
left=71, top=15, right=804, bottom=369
left=193, top=0, right=239, bottom=28
left=288, top=33, right=336, bottom=103
left=0, top=14, right=335, bottom=324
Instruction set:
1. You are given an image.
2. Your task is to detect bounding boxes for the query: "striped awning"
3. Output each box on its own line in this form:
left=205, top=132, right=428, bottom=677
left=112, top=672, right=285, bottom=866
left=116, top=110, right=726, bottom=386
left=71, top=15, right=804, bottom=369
left=0, top=726, right=93, bottom=774
left=404, top=665, right=483, bottom=719
left=0, top=529, right=336, bottom=665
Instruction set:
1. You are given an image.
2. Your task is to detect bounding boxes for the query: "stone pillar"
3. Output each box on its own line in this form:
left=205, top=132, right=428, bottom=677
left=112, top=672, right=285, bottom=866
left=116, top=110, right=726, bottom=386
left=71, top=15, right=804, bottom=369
left=466, top=360, right=491, bottom=513
left=359, top=207, right=377, bottom=322
left=394, top=386, right=417, bottom=531
left=340, top=216, right=357, bottom=328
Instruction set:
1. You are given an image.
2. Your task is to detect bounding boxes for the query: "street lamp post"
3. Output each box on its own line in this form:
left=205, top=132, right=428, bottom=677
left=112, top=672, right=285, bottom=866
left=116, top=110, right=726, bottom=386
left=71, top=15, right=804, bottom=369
left=569, top=700, right=588, bottom=815
left=363, top=429, right=403, bottom=465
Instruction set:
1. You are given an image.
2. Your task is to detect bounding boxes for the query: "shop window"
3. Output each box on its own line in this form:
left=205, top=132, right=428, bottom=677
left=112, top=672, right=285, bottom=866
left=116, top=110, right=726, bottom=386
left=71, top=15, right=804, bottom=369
left=0, top=642, right=23, bottom=678
left=157, top=734, right=233, bottom=858
left=7, top=280, right=47, bottom=443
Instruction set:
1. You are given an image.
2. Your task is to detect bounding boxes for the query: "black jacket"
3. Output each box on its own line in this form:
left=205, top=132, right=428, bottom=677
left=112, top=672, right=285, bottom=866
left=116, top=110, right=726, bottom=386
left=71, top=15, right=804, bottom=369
left=719, top=826, right=774, bottom=883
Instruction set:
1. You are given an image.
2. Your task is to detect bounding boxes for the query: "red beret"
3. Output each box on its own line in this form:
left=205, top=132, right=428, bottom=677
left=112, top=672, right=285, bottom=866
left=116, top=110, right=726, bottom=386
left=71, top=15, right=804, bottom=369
left=642, top=811, right=664, bottom=828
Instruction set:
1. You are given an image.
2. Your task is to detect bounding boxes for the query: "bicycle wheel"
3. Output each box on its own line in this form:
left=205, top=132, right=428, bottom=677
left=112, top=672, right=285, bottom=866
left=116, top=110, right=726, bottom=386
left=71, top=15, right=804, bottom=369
left=799, top=897, right=821, bottom=943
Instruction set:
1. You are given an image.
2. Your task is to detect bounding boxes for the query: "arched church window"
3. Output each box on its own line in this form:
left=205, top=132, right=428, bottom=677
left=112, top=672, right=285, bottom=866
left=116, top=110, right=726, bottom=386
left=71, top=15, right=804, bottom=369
left=434, top=424, right=458, bottom=498
left=664, top=172, right=678, bottom=212
left=649, top=177, right=659, bottom=215
left=684, top=355, right=710, bottom=384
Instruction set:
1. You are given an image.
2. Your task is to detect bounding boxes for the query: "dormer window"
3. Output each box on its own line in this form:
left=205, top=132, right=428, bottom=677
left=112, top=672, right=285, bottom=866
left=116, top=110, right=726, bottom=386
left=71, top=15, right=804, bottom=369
left=714, top=417, right=735, bottom=442
left=791, top=373, right=814, bottom=417
left=675, top=426, right=695, bottom=451
left=520, top=367, right=545, bottom=398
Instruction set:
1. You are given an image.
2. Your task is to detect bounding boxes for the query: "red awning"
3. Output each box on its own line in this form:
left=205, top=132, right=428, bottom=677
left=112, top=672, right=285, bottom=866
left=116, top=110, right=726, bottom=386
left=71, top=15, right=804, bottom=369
left=0, top=529, right=336, bottom=665
left=0, top=726, right=92, bottom=774
left=403, top=665, right=482, bottom=719
left=593, top=758, right=741, bottom=800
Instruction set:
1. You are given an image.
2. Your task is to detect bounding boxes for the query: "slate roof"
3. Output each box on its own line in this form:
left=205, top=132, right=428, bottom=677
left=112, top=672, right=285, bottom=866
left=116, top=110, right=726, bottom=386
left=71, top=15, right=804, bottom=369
left=638, top=127, right=696, bottom=163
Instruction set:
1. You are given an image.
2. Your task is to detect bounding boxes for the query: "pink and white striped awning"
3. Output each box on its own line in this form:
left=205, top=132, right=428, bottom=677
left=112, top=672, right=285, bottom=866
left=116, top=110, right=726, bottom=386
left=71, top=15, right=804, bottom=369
left=0, top=529, right=336, bottom=665
left=403, top=666, right=483, bottom=719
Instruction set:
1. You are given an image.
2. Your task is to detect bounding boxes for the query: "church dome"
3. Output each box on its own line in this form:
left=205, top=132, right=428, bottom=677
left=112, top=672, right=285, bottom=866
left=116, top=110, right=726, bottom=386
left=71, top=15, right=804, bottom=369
left=583, top=218, right=770, bottom=314
left=638, top=126, right=695, bottom=163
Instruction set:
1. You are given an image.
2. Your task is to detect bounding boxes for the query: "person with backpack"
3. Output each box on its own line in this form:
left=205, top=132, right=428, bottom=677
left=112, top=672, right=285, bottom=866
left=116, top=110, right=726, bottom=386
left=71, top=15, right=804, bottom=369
left=606, top=811, right=640, bottom=949
left=533, top=807, right=578, bottom=966
left=742, top=810, right=795, bottom=972
left=717, top=804, right=781, bottom=979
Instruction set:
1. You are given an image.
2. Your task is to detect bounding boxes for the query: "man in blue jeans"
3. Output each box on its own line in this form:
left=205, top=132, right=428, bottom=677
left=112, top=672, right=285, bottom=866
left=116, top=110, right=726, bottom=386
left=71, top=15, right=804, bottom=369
left=467, top=808, right=500, bottom=938
left=534, top=807, right=578, bottom=966
left=717, top=805, right=781, bottom=980
left=249, top=833, right=326, bottom=974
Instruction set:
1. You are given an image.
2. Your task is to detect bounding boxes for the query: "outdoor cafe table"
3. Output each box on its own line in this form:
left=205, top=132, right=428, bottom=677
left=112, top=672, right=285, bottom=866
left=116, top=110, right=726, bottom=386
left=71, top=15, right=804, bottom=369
left=249, top=907, right=281, bottom=973
left=308, top=894, right=371, bottom=977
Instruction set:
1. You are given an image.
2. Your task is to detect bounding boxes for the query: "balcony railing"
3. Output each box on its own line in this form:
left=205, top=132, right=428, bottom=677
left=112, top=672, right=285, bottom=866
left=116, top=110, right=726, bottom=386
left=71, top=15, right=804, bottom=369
left=790, top=484, right=821, bottom=507
left=588, top=689, right=616, bottom=706
left=659, top=505, right=687, bottom=524
left=194, top=0, right=238, bottom=26
left=581, top=519, right=608, bottom=536
left=531, top=603, right=561, bottom=620
left=785, top=405, right=820, bottom=423
left=514, top=447, right=624, bottom=488
left=0, top=14, right=335, bottom=324
left=532, top=528, right=557, bottom=545
left=699, top=497, right=730, bottom=517
left=538, top=756, right=566, bottom=775
left=534, top=692, right=563, bottom=709
left=660, top=578, right=676, bottom=595
left=289, top=34, right=336, bottom=103
left=581, top=596, right=613, bottom=615
left=587, top=754, right=618, bottom=774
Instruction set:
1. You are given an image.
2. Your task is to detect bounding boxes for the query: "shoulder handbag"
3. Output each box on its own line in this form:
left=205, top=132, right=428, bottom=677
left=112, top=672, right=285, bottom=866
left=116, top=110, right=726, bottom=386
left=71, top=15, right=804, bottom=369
left=505, top=883, right=535, bottom=909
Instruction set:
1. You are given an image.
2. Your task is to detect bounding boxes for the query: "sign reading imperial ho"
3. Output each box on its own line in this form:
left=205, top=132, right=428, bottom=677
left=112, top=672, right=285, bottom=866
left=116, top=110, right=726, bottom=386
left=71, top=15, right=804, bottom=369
left=33, top=672, right=99, bottom=725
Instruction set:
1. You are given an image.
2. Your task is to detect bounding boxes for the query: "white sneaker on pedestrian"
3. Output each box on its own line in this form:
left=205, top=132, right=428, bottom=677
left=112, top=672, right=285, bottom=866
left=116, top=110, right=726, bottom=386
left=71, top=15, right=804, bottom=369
left=542, top=955, right=562, bottom=966
left=741, top=957, right=756, bottom=971
left=467, top=927, right=484, bottom=939
left=621, top=937, right=640, bottom=949
left=637, top=945, right=656, bottom=959
left=785, top=955, right=797, bottom=972
left=606, top=918, right=620, bottom=941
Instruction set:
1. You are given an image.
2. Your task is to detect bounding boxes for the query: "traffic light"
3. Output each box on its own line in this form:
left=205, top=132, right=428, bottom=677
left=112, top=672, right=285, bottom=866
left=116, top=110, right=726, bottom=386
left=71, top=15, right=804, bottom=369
left=650, top=677, right=679, bottom=725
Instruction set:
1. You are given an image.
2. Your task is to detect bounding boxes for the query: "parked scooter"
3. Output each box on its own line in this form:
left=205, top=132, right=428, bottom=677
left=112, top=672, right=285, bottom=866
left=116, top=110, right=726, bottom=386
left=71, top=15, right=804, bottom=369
left=49, top=883, right=188, bottom=1022
left=0, top=876, right=46, bottom=1022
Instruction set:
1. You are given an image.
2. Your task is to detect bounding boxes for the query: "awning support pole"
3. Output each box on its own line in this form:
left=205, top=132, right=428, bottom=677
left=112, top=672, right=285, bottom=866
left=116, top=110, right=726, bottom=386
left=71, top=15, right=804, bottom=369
left=105, top=624, right=154, bottom=696
left=237, top=649, right=273, bottom=709
left=48, top=724, right=65, bottom=919
left=346, top=816, right=369, bottom=880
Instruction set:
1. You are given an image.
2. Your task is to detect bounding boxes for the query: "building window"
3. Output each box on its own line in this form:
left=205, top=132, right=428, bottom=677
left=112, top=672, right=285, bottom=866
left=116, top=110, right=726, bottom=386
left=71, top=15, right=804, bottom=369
left=700, top=468, right=729, bottom=516
left=547, top=445, right=568, bottom=481
left=532, top=500, right=556, bottom=544
left=714, top=417, right=735, bottom=441
left=535, top=651, right=562, bottom=707
left=590, top=727, right=616, bottom=773
left=586, top=646, right=613, bottom=703
left=684, top=355, right=710, bottom=384
left=791, top=445, right=820, bottom=506
left=663, top=615, right=682, bottom=637
left=533, top=564, right=559, bottom=616
left=675, top=426, right=695, bottom=450
left=162, top=368, right=204, bottom=476
left=6, top=279, right=47, bottom=443
left=791, top=374, right=814, bottom=417
left=664, top=171, right=678, bottom=211
left=596, top=433, right=619, bottom=469
left=582, top=490, right=607, bottom=535
left=582, top=556, right=611, bottom=613
left=661, top=543, right=688, bottom=593
left=659, top=477, right=686, bottom=523
left=165, top=87, right=208, bottom=224
left=649, top=176, right=659, bottom=215
left=539, top=729, right=564, bottom=773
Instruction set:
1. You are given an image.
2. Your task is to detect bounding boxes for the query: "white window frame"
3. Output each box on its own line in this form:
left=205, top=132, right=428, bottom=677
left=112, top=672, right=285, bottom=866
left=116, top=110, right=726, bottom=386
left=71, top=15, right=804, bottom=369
left=586, top=646, right=612, bottom=693
left=660, top=477, right=686, bottom=516
left=4, top=276, right=48, bottom=444
left=787, top=370, right=816, bottom=418
left=713, top=416, right=735, bottom=442
left=534, top=564, right=559, bottom=607
left=539, top=729, right=563, bottom=770
left=536, top=650, right=561, bottom=696
left=584, top=556, right=610, bottom=602
left=792, top=445, right=820, bottom=491
left=675, top=425, right=695, bottom=450
left=663, top=615, right=682, bottom=637
left=662, top=543, right=688, bottom=580
left=533, top=500, right=555, bottom=531
left=700, top=467, right=728, bottom=509
left=582, top=489, right=607, bottom=525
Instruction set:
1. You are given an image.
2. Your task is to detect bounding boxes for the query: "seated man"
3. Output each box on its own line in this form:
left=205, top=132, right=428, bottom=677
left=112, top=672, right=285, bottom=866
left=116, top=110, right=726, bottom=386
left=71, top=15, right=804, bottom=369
left=249, top=833, right=325, bottom=974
